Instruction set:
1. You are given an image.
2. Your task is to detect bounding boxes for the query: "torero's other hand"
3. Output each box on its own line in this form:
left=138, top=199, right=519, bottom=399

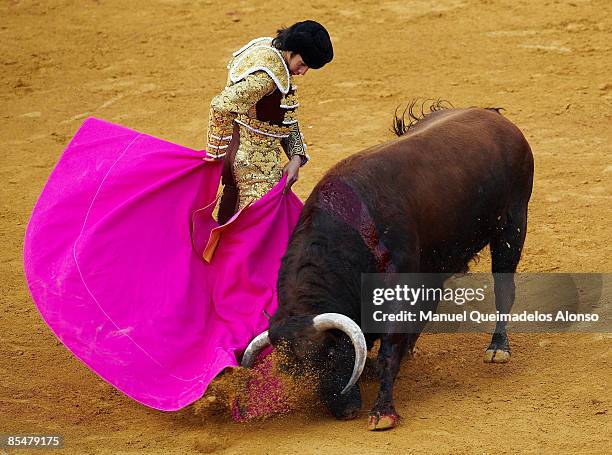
left=283, top=155, right=302, bottom=194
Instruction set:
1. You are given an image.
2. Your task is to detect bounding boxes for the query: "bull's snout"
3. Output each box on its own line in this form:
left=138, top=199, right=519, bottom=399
left=241, top=313, right=367, bottom=394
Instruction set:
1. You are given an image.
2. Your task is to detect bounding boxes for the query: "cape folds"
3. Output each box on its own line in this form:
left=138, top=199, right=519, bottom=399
left=23, top=118, right=302, bottom=410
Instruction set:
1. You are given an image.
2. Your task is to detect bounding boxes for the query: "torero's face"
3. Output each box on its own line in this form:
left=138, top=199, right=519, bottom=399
left=284, top=51, right=310, bottom=76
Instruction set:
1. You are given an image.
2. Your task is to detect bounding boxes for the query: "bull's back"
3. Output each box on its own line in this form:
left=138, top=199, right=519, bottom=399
left=309, top=108, right=533, bottom=269
left=326, top=108, right=531, bottom=189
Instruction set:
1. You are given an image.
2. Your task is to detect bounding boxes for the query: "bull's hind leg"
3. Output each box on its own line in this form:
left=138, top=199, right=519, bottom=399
left=367, top=333, right=414, bottom=431
left=485, top=204, right=528, bottom=363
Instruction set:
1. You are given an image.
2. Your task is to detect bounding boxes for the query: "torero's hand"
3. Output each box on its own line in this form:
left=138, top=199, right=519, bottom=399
left=282, top=155, right=302, bottom=195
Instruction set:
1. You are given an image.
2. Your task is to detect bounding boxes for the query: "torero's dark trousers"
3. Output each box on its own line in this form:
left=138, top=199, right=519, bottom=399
left=216, top=124, right=240, bottom=225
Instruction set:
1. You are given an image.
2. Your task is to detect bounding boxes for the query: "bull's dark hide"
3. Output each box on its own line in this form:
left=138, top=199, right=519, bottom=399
left=268, top=105, right=534, bottom=430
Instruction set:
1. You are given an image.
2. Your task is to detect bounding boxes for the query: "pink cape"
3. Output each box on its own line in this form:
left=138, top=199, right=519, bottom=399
left=23, top=117, right=303, bottom=411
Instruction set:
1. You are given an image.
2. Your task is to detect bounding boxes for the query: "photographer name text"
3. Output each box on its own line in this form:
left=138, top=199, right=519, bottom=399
left=371, top=310, right=599, bottom=323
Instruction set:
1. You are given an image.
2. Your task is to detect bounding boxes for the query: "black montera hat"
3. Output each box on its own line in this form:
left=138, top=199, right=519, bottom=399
left=283, top=20, right=333, bottom=69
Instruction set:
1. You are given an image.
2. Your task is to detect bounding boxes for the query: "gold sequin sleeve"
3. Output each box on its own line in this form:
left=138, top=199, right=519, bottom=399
left=206, top=71, right=277, bottom=159
left=281, top=122, right=310, bottom=166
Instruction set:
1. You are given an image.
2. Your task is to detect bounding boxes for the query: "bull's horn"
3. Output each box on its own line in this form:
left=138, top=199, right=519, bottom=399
left=313, top=313, right=367, bottom=395
left=240, top=331, right=270, bottom=368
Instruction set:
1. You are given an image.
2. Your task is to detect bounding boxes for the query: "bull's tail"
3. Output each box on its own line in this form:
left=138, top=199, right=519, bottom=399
left=392, top=98, right=454, bottom=136
left=392, top=100, right=505, bottom=137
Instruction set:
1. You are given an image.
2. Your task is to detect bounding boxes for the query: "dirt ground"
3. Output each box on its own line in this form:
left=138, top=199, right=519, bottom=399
left=1, top=0, right=611, bottom=453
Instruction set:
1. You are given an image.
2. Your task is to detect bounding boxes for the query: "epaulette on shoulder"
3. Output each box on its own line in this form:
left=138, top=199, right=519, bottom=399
left=228, top=38, right=291, bottom=94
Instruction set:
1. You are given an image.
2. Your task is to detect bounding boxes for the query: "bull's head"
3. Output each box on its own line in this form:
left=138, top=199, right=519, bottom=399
left=241, top=313, right=367, bottom=395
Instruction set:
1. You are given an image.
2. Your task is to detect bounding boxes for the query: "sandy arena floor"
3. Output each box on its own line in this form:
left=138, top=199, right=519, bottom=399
left=1, top=0, right=611, bottom=453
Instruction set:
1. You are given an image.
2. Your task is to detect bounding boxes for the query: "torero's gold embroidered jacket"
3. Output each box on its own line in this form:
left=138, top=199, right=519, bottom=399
left=206, top=37, right=309, bottom=165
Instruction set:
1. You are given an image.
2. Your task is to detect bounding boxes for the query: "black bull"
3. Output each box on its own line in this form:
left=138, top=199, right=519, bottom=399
left=242, top=107, right=534, bottom=430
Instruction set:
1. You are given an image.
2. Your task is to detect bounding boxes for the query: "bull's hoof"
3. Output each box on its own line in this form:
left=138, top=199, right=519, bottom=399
left=367, top=411, right=400, bottom=431
left=484, top=332, right=511, bottom=363
left=483, top=348, right=511, bottom=363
